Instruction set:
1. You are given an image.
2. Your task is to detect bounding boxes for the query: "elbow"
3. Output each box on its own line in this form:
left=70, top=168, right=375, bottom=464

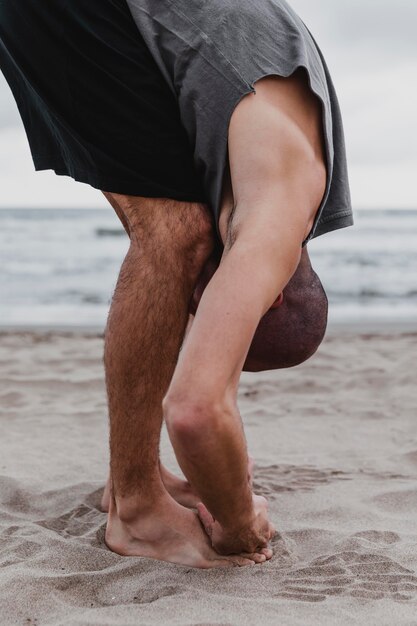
left=163, top=396, right=228, bottom=453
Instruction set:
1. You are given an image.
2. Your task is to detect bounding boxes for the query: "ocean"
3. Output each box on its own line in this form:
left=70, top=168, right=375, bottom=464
left=1, top=208, right=416, bottom=328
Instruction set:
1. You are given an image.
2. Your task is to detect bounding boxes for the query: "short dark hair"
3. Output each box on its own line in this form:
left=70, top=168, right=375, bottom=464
left=243, top=258, right=328, bottom=371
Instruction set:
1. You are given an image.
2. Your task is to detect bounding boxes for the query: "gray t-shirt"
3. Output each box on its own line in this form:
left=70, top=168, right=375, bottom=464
left=126, top=0, right=354, bottom=246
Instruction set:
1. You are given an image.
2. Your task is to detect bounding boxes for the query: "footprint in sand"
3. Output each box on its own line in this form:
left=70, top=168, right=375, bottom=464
left=252, top=464, right=349, bottom=498
left=335, top=530, right=402, bottom=556
left=372, top=489, right=417, bottom=513
left=402, top=450, right=417, bottom=467
left=36, top=503, right=101, bottom=538
left=276, top=551, right=417, bottom=603
left=132, top=586, right=181, bottom=604
left=351, top=530, right=400, bottom=545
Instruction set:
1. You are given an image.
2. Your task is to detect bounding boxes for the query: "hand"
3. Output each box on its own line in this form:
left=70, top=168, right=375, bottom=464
left=197, top=494, right=276, bottom=556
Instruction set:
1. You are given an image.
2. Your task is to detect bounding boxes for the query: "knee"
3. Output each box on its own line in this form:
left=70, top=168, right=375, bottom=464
left=168, top=208, right=216, bottom=281
left=173, top=205, right=216, bottom=277
left=117, top=195, right=215, bottom=276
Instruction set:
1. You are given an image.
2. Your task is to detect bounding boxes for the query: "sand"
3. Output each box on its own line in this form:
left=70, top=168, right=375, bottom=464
left=1, top=328, right=417, bottom=625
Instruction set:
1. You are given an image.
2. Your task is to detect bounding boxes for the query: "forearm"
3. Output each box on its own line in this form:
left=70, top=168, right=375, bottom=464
left=166, top=398, right=254, bottom=530
left=165, top=236, right=301, bottom=531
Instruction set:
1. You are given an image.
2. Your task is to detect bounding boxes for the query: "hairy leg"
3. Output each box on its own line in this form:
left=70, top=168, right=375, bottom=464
left=163, top=69, right=327, bottom=555
left=99, top=193, right=252, bottom=511
left=101, top=192, right=264, bottom=568
left=97, top=206, right=201, bottom=511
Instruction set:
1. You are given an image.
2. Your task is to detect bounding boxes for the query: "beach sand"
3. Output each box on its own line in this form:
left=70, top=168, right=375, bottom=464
left=1, top=328, right=416, bottom=625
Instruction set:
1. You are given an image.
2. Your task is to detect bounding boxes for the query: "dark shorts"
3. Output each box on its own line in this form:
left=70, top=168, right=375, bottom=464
left=0, top=0, right=206, bottom=203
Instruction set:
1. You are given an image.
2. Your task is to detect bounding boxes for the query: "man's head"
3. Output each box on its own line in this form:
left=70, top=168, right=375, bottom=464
left=189, top=246, right=328, bottom=372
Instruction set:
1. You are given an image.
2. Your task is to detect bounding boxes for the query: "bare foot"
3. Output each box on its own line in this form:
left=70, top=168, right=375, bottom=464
left=101, top=456, right=255, bottom=512
left=105, top=493, right=268, bottom=568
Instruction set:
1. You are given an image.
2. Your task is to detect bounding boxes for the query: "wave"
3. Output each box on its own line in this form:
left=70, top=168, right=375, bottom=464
left=95, top=227, right=125, bottom=238
left=329, top=289, right=417, bottom=300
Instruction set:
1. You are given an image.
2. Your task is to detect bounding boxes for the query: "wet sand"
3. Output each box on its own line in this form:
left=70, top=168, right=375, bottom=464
left=1, top=328, right=416, bottom=625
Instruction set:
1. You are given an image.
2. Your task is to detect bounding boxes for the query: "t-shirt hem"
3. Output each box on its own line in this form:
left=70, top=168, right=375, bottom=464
left=308, top=211, right=354, bottom=243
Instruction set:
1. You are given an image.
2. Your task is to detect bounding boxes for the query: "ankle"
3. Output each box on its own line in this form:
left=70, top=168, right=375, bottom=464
left=113, top=495, right=164, bottom=524
left=111, top=486, right=169, bottom=524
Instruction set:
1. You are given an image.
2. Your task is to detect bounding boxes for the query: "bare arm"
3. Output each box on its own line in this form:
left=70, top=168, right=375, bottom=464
left=164, top=228, right=301, bottom=552
left=164, top=71, right=326, bottom=554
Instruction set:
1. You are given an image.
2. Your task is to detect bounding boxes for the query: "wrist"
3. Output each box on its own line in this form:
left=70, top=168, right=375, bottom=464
left=218, top=489, right=256, bottom=533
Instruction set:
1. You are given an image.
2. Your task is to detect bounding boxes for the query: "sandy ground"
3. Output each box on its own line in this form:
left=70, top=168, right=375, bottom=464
left=0, top=329, right=416, bottom=625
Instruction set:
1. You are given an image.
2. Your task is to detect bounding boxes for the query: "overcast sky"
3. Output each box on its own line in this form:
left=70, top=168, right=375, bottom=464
left=0, top=0, right=416, bottom=209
